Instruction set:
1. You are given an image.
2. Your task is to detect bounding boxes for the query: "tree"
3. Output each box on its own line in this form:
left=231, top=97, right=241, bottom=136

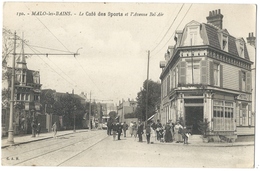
left=108, top=111, right=117, bottom=122
left=51, top=93, right=85, bottom=129
left=135, top=79, right=161, bottom=121
left=2, top=27, right=25, bottom=61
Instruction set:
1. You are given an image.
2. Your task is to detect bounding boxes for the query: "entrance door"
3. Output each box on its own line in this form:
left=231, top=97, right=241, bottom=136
left=185, top=106, right=203, bottom=135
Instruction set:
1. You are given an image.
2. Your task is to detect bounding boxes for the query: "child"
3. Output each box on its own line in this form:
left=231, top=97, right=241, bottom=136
left=182, top=126, right=190, bottom=144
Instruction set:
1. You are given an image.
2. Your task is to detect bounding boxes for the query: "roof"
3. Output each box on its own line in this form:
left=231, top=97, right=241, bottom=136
left=203, top=23, right=250, bottom=60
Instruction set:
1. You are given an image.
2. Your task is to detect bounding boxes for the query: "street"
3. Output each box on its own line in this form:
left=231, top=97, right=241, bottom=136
left=1, top=130, right=254, bottom=168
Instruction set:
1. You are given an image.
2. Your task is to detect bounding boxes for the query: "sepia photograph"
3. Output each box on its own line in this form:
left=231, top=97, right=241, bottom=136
left=1, top=1, right=258, bottom=168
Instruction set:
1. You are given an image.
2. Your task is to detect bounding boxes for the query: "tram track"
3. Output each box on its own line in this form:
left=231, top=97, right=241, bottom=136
left=3, top=131, right=108, bottom=166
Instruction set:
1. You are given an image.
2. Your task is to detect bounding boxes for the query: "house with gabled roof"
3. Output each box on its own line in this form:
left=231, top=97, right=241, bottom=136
left=159, top=9, right=255, bottom=141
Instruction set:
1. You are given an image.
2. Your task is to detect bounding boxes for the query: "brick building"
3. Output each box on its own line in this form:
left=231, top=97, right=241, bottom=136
left=159, top=9, right=254, bottom=140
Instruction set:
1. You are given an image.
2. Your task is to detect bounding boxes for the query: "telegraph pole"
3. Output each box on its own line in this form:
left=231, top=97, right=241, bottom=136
left=6, top=31, right=80, bottom=144
left=7, top=32, right=17, bottom=145
left=145, top=50, right=150, bottom=126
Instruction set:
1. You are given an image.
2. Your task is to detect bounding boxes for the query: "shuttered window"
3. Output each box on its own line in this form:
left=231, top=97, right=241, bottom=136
left=246, top=72, right=251, bottom=93
left=179, top=61, right=186, bottom=84
left=201, top=60, right=208, bottom=84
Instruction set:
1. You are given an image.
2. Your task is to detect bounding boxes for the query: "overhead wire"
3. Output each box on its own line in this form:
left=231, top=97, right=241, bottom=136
left=149, top=5, right=180, bottom=49
left=151, top=4, right=193, bottom=59
left=25, top=43, right=76, bottom=89
left=24, top=4, right=107, bottom=98
left=24, top=42, right=79, bottom=88
left=150, top=4, right=184, bottom=53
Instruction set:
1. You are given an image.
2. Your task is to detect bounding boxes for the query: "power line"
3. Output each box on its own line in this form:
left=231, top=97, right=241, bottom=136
left=151, top=4, right=193, bottom=59
left=27, top=44, right=73, bottom=53
left=25, top=43, right=79, bottom=87
left=25, top=43, right=76, bottom=89
left=150, top=4, right=184, bottom=53
left=24, top=5, right=72, bottom=53
left=149, top=5, right=180, bottom=48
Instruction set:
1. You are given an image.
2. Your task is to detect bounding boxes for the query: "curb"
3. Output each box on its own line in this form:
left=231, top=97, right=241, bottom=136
left=1, top=130, right=89, bottom=149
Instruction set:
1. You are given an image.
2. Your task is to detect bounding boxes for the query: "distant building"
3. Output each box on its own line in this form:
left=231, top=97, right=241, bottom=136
left=117, top=99, right=137, bottom=123
left=159, top=9, right=254, bottom=140
left=2, top=53, right=42, bottom=135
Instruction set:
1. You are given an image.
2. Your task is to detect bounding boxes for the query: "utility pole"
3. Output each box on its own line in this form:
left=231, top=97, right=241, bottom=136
left=145, top=50, right=150, bottom=126
left=6, top=31, right=80, bottom=144
left=7, top=31, right=17, bottom=145
left=89, top=91, right=92, bottom=130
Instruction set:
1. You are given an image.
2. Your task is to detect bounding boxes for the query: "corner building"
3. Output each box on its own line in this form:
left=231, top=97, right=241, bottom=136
left=159, top=9, right=254, bottom=140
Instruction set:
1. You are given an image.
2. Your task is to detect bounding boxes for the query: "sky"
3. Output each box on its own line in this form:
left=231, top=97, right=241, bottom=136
left=2, top=2, right=257, bottom=105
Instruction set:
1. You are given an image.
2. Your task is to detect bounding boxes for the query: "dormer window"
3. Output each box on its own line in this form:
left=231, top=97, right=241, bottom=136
left=183, top=20, right=203, bottom=46
left=235, top=38, right=245, bottom=58
left=222, top=35, right=228, bottom=51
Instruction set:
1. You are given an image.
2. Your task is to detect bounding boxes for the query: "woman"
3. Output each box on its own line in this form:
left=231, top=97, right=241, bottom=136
left=132, top=122, right=138, bottom=138
left=129, top=121, right=134, bottom=137
left=164, top=122, right=173, bottom=142
left=174, top=121, right=183, bottom=143
left=52, top=122, right=57, bottom=138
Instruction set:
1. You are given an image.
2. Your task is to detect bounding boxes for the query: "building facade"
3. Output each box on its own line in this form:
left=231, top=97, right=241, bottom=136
left=159, top=9, right=254, bottom=140
left=2, top=53, right=42, bottom=135
left=117, top=99, right=137, bottom=124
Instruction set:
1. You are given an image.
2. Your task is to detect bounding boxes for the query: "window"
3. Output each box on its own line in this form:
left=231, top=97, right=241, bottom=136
left=241, top=104, right=247, bottom=126
left=172, top=69, right=176, bottom=89
left=213, top=100, right=234, bottom=131
left=241, top=71, right=246, bottom=91
left=214, top=63, right=220, bottom=86
left=222, top=35, right=228, bottom=51
left=186, top=61, right=200, bottom=84
left=17, top=93, right=20, bottom=100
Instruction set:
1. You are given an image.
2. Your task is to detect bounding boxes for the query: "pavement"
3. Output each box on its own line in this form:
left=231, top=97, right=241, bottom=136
left=1, top=129, right=254, bottom=149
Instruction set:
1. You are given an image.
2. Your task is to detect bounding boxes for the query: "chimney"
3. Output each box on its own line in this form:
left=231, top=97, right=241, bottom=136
left=247, top=32, right=256, bottom=47
left=206, top=9, right=224, bottom=29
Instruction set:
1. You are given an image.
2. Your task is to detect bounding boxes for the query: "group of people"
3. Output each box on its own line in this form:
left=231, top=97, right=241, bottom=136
left=106, top=119, right=191, bottom=145
left=108, top=121, right=129, bottom=140
left=152, top=119, right=191, bottom=144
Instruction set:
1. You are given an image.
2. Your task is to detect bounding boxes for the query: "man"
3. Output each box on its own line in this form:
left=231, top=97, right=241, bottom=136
left=107, top=118, right=112, bottom=135
left=137, top=121, right=144, bottom=142
left=122, top=122, right=128, bottom=137
left=145, top=122, right=151, bottom=144
left=31, top=120, right=37, bottom=137
left=117, top=122, right=123, bottom=140
left=155, top=119, right=162, bottom=141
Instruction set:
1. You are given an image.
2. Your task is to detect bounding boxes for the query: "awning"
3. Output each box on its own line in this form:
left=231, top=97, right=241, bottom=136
left=147, top=114, right=155, bottom=121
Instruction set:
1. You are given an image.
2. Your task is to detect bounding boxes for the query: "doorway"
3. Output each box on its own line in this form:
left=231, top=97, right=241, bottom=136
left=185, top=106, right=203, bottom=135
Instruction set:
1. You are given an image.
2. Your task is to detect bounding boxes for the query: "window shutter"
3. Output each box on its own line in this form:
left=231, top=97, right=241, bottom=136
left=239, top=71, right=242, bottom=91
left=246, top=72, right=251, bottom=93
left=220, top=65, right=223, bottom=88
left=248, top=103, right=252, bottom=126
left=239, top=103, right=242, bottom=126
left=178, top=61, right=186, bottom=84
left=201, top=60, right=208, bottom=85
left=208, top=61, right=214, bottom=85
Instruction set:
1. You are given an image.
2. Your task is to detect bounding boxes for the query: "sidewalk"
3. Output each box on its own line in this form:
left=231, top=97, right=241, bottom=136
left=150, top=134, right=255, bottom=147
left=1, top=129, right=89, bottom=149
left=2, top=130, right=254, bottom=148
